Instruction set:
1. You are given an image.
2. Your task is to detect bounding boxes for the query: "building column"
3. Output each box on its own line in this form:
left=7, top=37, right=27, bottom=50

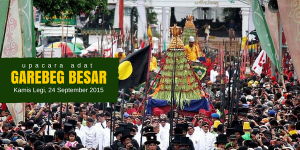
left=241, top=7, right=250, bottom=38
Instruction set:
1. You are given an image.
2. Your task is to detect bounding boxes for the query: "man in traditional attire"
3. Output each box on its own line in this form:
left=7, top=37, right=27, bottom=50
left=114, top=48, right=126, bottom=62
left=184, top=36, right=201, bottom=62
left=195, top=122, right=216, bottom=150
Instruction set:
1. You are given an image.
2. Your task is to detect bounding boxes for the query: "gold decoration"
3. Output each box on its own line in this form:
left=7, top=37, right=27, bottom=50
left=168, top=24, right=184, bottom=49
left=185, top=15, right=195, bottom=28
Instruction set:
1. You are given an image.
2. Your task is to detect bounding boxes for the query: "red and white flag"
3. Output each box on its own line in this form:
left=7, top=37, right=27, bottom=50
left=104, top=40, right=117, bottom=58
left=252, top=50, right=266, bottom=75
left=6, top=103, right=25, bottom=124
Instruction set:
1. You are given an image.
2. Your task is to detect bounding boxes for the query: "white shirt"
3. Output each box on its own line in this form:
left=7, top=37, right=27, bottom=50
left=194, top=126, right=202, bottom=135
left=210, top=70, right=218, bottom=83
left=95, top=121, right=107, bottom=129
left=80, top=126, right=99, bottom=149
left=99, top=127, right=112, bottom=150
left=195, top=130, right=216, bottom=150
left=187, top=132, right=199, bottom=148
left=158, top=128, right=169, bottom=150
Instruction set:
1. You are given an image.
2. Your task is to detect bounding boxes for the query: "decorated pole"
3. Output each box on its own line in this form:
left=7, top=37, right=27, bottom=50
left=139, top=41, right=152, bottom=147
left=100, top=15, right=105, bottom=57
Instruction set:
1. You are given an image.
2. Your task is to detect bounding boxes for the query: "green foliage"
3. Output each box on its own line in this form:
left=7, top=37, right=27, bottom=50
left=182, top=28, right=196, bottom=46
left=33, top=0, right=106, bottom=22
left=146, top=7, right=158, bottom=25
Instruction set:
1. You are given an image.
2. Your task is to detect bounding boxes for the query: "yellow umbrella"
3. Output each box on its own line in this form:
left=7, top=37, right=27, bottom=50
left=47, top=42, right=63, bottom=48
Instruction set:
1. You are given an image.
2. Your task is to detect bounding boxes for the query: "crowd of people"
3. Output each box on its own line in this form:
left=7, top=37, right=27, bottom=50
left=2, top=25, right=300, bottom=150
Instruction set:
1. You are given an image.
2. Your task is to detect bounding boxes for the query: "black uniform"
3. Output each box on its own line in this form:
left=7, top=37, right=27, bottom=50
left=131, top=138, right=140, bottom=149
left=111, top=140, right=122, bottom=150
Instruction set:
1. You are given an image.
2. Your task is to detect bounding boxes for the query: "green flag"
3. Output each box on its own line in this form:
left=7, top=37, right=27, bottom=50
left=0, top=0, right=10, bottom=54
left=193, top=66, right=207, bottom=80
left=251, top=0, right=280, bottom=72
left=20, top=0, right=36, bottom=57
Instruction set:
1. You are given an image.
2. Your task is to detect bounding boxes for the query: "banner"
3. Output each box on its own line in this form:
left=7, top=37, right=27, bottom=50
left=252, top=50, right=266, bottom=75
left=193, top=66, right=207, bottom=80
left=278, top=0, right=300, bottom=80
left=0, top=0, right=10, bottom=54
left=265, top=6, right=280, bottom=59
left=6, top=103, right=25, bottom=124
left=251, top=0, right=280, bottom=72
left=2, top=0, right=23, bottom=58
left=20, top=0, right=35, bottom=58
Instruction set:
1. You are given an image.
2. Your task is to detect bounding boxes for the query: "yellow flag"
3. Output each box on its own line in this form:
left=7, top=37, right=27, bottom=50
left=147, top=26, right=152, bottom=37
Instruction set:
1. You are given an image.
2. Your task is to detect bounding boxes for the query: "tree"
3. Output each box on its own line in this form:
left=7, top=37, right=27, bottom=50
left=33, top=0, right=105, bottom=22
left=146, top=7, right=158, bottom=25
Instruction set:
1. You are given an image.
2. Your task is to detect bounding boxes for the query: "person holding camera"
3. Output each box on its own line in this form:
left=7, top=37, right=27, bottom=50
left=118, top=129, right=137, bottom=150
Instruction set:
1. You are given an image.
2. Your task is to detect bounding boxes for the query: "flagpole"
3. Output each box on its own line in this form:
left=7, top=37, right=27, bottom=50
left=109, top=102, right=113, bottom=146
left=47, top=103, right=50, bottom=135
left=0, top=0, right=11, bottom=58
left=121, top=89, right=125, bottom=121
left=60, top=102, right=63, bottom=127
left=139, top=44, right=152, bottom=146
left=111, top=31, right=114, bottom=58
left=136, top=62, right=166, bottom=113
left=65, top=20, right=69, bottom=57
left=100, top=15, right=105, bottom=57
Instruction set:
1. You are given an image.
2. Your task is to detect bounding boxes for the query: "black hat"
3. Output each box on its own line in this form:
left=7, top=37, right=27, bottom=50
left=44, top=135, right=54, bottom=143
left=126, top=123, right=135, bottom=132
left=120, top=129, right=133, bottom=142
left=229, top=134, right=237, bottom=140
left=118, top=123, right=127, bottom=129
left=64, top=123, right=73, bottom=132
left=136, top=116, right=143, bottom=120
left=115, top=105, right=121, bottom=112
left=215, top=134, right=228, bottom=144
left=172, top=135, right=182, bottom=143
left=174, top=128, right=183, bottom=135
left=67, top=119, right=77, bottom=127
left=226, top=128, right=234, bottom=137
left=144, top=134, right=160, bottom=145
left=179, top=137, right=191, bottom=146
left=230, top=120, right=240, bottom=128
left=114, top=127, right=124, bottom=136
left=106, top=107, right=112, bottom=113
left=87, top=117, right=94, bottom=122
left=234, top=125, right=244, bottom=135
left=142, top=126, right=156, bottom=136
left=53, top=123, right=61, bottom=130
left=176, top=123, right=188, bottom=131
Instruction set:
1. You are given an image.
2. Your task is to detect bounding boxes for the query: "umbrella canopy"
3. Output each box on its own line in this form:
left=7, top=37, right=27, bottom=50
left=86, top=41, right=108, bottom=52
left=47, top=42, right=81, bottom=56
left=80, top=50, right=89, bottom=57
left=47, top=42, right=62, bottom=48
left=71, top=37, right=85, bottom=50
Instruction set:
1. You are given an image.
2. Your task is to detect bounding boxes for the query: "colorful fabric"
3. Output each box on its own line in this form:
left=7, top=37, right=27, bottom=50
left=192, top=66, right=207, bottom=80
left=184, top=45, right=200, bottom=62
left=147, top=97, right=209, bottom=114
